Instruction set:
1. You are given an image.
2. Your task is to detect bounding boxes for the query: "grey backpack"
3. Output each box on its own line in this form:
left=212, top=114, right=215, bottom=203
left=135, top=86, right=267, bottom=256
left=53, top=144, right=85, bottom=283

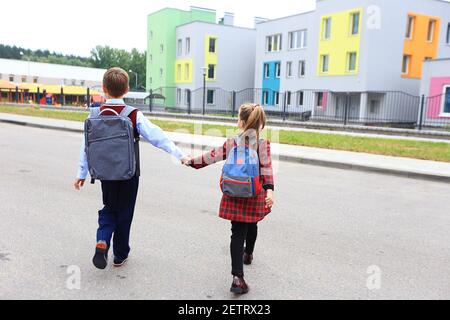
left=84, top=106, right=140, bottom=183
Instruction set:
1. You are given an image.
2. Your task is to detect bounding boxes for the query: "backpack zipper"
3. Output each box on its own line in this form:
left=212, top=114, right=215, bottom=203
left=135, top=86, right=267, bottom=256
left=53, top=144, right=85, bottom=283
left=89, top=133, right=128, bottom=143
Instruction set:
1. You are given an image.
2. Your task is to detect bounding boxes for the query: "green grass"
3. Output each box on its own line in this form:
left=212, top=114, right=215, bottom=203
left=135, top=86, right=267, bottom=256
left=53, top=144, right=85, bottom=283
left=1, top=105, right=450, bottom=162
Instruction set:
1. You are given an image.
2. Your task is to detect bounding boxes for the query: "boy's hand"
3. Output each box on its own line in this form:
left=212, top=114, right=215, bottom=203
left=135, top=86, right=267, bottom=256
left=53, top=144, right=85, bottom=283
left=265, top=190, right=274, bottom=209
left=181, top=156, right=192, bottom=166
left=74, top=179, right=85, bottom=190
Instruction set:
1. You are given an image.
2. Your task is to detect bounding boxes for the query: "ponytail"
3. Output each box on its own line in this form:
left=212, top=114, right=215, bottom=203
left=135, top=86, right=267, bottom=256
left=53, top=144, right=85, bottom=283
left=239, top=103, right=267, bottom=144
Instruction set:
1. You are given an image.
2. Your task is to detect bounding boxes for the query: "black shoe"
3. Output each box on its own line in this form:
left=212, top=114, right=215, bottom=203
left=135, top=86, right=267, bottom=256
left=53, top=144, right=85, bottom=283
left=243, top=252, right=253, bottom=265
left=92, top=241, right=108, bottom=270
left=230, top=276, right=249, bottom=295
left=113, top=257, right=128, bottom=268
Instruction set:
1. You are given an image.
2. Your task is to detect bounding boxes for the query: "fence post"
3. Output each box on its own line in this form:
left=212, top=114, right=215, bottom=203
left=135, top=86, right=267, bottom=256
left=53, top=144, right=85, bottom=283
left=149, top=89, right=153, bottom=113
left=37, top=87, right=40, bottom=105
left=231, top=91, right=237, bottom=117
left=60, top=87, right=65, bottom=106
left=15, top=86, right=19, bottom=103
left=282, top=92, right=287, bottom=121
left=187, top=90, right=191, bottom=115
left=418, top=94, right=425, bottom=131
left=86, top=88, right=90, bottom=108
left=344, top=92, right=349, bottom=126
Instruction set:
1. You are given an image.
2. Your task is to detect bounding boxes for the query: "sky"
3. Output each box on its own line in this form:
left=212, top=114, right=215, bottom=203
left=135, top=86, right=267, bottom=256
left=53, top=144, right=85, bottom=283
left=0, top=0, right=316, bottom=57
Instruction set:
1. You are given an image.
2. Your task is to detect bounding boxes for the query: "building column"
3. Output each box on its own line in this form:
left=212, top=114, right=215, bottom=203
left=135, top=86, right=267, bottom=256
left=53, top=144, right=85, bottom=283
left=359, top=92, right=368, bottom=122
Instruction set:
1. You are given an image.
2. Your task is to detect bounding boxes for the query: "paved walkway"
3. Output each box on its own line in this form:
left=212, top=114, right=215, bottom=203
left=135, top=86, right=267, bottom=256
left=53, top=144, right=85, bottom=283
left=1, top=112, right=450, bottom=182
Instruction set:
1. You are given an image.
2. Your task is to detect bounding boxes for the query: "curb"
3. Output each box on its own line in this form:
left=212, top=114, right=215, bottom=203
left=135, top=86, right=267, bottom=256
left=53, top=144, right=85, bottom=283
left=3, top=117, right=449, bottom=183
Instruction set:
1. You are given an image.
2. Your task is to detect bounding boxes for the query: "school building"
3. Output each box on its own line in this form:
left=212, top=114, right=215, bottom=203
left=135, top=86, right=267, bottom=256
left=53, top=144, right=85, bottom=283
left=254, top=0, right=450, bottom=123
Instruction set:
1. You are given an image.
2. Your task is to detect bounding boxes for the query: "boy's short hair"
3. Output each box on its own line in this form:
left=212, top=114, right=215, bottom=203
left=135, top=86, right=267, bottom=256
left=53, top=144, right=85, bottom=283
left=103, top=67, right=129, bottom=98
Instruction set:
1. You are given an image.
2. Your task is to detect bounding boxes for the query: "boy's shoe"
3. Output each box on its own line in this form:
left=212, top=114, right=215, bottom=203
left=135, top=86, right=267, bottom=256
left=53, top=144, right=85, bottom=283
left=92, top=241, right=108, bottom=270
left=113, top=257, right=128, bottom=268
left=230, top=276, right=249, bottom=295
left=243, top=252, right=253, bottom=265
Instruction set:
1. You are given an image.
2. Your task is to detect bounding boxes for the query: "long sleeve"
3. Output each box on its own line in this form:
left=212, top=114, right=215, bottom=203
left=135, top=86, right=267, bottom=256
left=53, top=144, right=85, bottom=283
left=136, top=111, right=186, bottom=160
left=259, top=140, right=274, bottom=191
left=77, top=137, right=88, bottom=179
left=190, top=139, right=232, bottom=169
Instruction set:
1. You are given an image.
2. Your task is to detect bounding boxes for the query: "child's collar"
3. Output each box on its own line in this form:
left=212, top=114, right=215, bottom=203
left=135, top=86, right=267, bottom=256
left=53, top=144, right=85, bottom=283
left=104, top=98, right=125, bottom=105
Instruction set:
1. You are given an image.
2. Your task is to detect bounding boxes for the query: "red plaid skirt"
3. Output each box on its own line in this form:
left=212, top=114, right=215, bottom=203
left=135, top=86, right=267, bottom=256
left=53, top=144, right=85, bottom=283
left=219, top=188, right=271, bottom=223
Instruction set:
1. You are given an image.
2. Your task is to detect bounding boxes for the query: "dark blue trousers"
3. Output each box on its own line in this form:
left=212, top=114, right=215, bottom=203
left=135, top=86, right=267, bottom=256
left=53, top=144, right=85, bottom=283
left=97, top=175, right=139, bottom=260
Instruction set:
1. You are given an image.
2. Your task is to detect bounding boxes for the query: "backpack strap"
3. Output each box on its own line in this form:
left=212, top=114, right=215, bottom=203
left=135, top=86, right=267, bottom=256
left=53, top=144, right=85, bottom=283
left=120, top=105, right=141, bottom=178
left=119, top=105, right=137, bottom=118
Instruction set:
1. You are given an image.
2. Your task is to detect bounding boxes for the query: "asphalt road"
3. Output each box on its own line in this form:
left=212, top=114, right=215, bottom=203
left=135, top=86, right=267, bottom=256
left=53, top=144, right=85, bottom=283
left=0, top=123, right=449, bottom=300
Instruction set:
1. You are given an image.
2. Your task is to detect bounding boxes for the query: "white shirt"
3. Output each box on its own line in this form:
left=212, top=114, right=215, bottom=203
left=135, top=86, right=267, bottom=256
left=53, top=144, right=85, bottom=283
left=76, top=99, right=186, bottom=179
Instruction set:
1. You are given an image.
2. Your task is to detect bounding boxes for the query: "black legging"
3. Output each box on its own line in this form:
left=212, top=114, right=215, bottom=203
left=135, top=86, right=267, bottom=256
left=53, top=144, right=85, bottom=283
left=230, top=221, right=258, bottom=277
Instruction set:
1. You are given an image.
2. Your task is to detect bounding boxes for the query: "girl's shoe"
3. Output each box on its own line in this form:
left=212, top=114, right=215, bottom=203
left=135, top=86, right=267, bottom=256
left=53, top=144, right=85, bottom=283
left=113, top=257, right=129, bottom=268
left=243, top=253, right=253, bottom=265
left=230, top=276, right=249, bottom=295
left=92, top=241, right=108, bottom=270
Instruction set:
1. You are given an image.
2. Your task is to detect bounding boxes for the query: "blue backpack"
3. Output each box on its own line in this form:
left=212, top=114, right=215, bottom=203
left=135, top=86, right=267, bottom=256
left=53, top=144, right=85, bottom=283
left=220, top=139, right=262, bottom=198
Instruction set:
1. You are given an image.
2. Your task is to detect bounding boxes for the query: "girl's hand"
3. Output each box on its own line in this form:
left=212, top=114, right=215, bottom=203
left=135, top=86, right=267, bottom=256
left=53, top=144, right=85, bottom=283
left=265, top=189, right=274, bottom=209
left=74, top=179, right=85, bottom=190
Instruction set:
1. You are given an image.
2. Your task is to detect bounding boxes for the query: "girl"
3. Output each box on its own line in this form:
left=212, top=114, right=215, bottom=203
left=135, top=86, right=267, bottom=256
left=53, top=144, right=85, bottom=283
left=189, top=103, right=274, bottom=294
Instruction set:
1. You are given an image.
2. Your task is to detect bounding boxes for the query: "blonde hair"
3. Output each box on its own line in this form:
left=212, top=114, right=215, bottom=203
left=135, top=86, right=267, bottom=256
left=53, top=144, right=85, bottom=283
left=239, top=103, right=267, bottom=142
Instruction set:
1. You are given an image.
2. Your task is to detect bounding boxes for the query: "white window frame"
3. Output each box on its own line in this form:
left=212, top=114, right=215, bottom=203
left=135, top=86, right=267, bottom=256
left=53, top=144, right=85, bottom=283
left=298, top=60, right=306, bottom=77
left=286, top=61, right=293, bottom=78
left=176, top=89, right=182, bottom=105
left=262, top=91, right=269, bottom=105
left=264, top=64, right=270, bottom=78
left=447, top=23, right=450, bottom=44
left=323, top=17, right=331, bottom=40
left=207, top=64, right=216, bottom=80
left=406, top=16, right=415, bottom=39
left=402, top=55, right=410, bottom=75
left=186, top=37, right=191, bottom=54
left=286, top=91, right=292, bottom=107
left=275, top=62, right=281, bottom=78
left=176, top=64, right=182, bottom=81
left=274, top=92, right=280, bottom=106
left=177, top=39, right=182, bottom=56
left=206, top=89, right=215, bottom=105
left=185, top=63, right=190, bottom=80
left=440, top=85, right=450, bottom=116
left=9, top=75, right=14, bottom=82
left=350, top=12, right=360, bottom=36
left=347, top=52, right=357, bottom=72
left=427, top=19, right=436, bottom=43
left=209, top=38, right=217, bottom=53
left=266, top=34, right=282, bottom=52
left=185, top=89, right=191, bottom=105
left=288, top=30, right=307, bottom=50
left=321, top=55, right=329, bottom=73
left=298, top=91, right=304, bottom=107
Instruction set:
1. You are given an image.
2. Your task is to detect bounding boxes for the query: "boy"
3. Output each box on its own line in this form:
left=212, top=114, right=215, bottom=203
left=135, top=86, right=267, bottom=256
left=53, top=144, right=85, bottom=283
left=74, top=67, right=190, bottom=269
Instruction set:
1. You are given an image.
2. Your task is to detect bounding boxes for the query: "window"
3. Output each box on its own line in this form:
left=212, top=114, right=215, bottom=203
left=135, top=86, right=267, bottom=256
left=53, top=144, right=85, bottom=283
left=207, top=89, right=215, bottom=105
left=208, top=64, right=216, bottom=79
left=323, top=17, right=332, bottom=40
left=427, top=19, right=436, bottom=42
left=442, top=86, right=450, bottom=114
left=264, top=64, right=270, bottom=78
left=159, top=68, right=164, bottom=78
left=298, top=91, right=304, bottom=106
left=286, top=91, right=292, bottom=106
left=9, top=75, right=14, bottom=82
left=350, top=12, right=360, bottom=35
left=185, top=63, right=190, bottom=80
left=80, top=80, right=85, bottom=86
left=317, top=92, right=324, bottom=107
left=406, top=16, right=415, bottom=39
left=177, top=39, right=182, bottom=55
left=149, top=54, right=153, bottom=63
left=21, top=76, right=27, bottom=83
left=263, top=91, right=269, bottom=105
left=402, top=55, right=411, bottom=75
left=298, top=60, right=306, bottom=77
left=176, top=89, right=182, bottom=105
left=321, top=55, right=329, bottom=73
left=33, top=77, right=39, bottom=84
left=286, top=61, right=293, bottom=78
left=186, top=37, right=191, bottom=54
left=149, top=31, right=153, bottom=40
left=274, top=92, right=280, bottom=106
left=447, top=23, right=450, bottom=44
left=71, top=79, right=76, bottom=86
left=288, top=30, right=307, bottom=49
left=275, top=62, right=281, bottom=78
left=185, top=89, right=191, bottom=105
left=347, top=52, right=357, bottom=72
left=177, top=64, right=182, bottom=81
left=209, top=38, right=217, bottom=53
left=160, top=44, right=164, bottom=53
left=266, top=34, right=282, bottom=52
left=370, top=100, right=380, bottom=114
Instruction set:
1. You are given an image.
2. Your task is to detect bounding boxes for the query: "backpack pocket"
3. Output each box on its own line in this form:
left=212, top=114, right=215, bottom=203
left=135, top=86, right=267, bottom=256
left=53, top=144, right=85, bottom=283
left=221, top=175, right=254, bottom=198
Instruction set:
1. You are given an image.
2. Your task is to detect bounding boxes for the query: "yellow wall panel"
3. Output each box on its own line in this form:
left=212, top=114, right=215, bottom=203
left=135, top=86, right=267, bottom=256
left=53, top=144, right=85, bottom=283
left=175, top=59, right=193, bottom=84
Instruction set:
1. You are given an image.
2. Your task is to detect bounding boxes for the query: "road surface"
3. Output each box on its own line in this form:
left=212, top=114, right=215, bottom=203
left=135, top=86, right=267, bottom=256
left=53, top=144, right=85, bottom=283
left=0, top=123, right=449, bottom=300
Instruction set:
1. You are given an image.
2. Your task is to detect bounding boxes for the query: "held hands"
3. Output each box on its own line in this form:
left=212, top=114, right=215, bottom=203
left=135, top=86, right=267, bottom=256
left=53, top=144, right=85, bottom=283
left=181, top=156, right=193, bottom=167
left=74, top=179, right=85, bottom=190
left=265, top=189, right=274, bottom=209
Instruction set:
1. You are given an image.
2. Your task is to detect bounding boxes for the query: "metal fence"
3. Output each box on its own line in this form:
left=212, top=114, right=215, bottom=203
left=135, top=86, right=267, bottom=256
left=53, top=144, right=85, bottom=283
left=139, top=86, right=450, bottom=131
